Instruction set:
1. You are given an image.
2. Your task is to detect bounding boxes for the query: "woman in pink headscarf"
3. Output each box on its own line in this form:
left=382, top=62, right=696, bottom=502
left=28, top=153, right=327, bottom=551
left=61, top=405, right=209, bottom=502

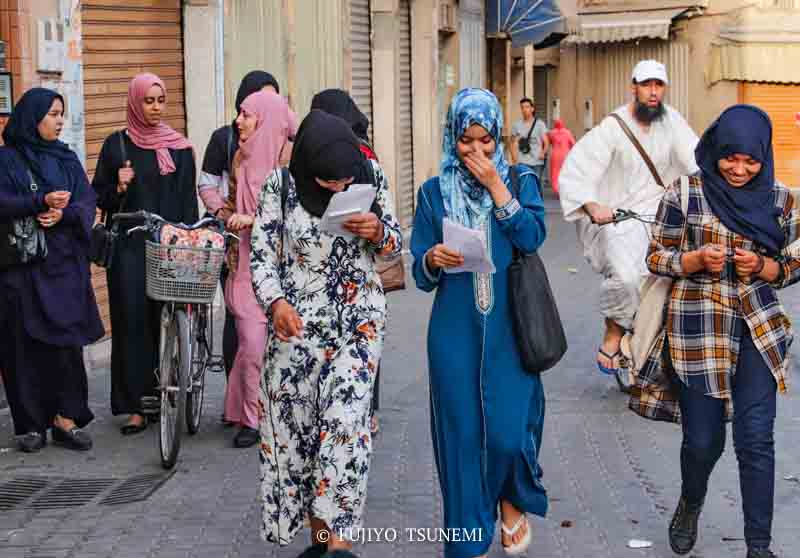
left=210, top=90, right=292, bottom=448
left=547, top=119, right=576, bottom=196
left=92, top=73, right=197, bottom=436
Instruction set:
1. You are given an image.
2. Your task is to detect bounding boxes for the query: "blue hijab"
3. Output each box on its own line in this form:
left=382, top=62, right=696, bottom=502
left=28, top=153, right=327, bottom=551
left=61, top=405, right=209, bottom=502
left=696, top=104, right=783, bottom=254
left=440, top=88, right=510, bottom=229
left=2, top=88, right=77, bottom=181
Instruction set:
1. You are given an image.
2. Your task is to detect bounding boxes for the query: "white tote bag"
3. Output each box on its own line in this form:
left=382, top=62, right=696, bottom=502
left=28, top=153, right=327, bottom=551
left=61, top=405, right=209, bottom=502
left=621, top=176, right=690, bottom=377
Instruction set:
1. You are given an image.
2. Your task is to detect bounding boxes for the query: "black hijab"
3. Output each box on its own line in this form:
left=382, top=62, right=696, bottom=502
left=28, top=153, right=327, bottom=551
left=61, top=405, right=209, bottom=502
left=235, top=71, right=280, bottom=114
left=289, top=109, right=380, bottom=219
left=310, top=89, right=370, bottom=142
left=695, top=104, right=784, bottom=255
left=2, top=88, right=77, bottom=180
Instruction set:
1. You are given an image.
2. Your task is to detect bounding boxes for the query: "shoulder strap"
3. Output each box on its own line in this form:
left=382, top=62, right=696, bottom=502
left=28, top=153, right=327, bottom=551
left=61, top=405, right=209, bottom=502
left=679, top=175, right=689, bottom=218
left=24, top=166, right=38, bottom=193
left=678, top=175, right=690, bottom=248
left=525, top=118, right=537, bottom=141
left=118, top=129, right=127, bottom=163
left=280, top=167, right=290, bottom=214
left=509, top=166, right=522, bottom=262
left=609, top=113, right=664, bottom=189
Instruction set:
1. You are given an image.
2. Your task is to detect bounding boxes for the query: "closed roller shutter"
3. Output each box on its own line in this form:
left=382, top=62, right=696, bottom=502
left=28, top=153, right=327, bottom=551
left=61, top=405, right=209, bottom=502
left=741, top=83, right=800, bottom=188
left=82, top=0, right=188, bottom=336
left=350, top=0, right=373, bottom=140
left=397, top=0, right=415, bottom=228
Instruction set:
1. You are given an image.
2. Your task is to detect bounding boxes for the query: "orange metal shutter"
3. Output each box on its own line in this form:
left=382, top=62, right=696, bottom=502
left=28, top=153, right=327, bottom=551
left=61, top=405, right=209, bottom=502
left=740, top=83, right=800, bottom=188
left=82, top=0, right=188, bottom=336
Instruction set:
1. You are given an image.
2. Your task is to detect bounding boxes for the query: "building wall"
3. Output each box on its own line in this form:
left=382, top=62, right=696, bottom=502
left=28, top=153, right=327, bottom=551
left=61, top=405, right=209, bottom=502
left=183, top=0, right=225, bottom=163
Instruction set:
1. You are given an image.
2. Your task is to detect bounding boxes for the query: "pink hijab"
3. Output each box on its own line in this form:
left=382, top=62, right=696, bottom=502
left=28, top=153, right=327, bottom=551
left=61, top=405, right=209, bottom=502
left=126, top=73, right=192, bottom=175
left=236, top=90, right=292, bottom=214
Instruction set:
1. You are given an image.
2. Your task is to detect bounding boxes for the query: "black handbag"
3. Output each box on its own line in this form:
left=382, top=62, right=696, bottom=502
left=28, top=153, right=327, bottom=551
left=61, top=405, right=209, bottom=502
left=0, top=165, right=48, bottom=270
left=507, top=167, right=567, bottom=373
left=517, top=117, right=538, bottom=155
left=90, top=130, right=128, bottom=268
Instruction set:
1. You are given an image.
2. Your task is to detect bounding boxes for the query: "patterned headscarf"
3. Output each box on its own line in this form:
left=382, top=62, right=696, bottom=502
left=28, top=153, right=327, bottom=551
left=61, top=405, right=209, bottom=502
left=440, top=88, right=510, bottom=229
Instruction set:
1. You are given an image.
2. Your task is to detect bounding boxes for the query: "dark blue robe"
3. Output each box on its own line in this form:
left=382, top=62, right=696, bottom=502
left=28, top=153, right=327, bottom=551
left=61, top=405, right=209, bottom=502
left=411, top=166, right=548, bottom=558
left=0, top=146, right=103, bottom=435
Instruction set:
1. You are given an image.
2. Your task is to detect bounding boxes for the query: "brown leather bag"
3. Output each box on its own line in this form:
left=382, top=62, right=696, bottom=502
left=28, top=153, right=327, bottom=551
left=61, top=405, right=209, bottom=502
left=376, top=257, right=406, bottom=293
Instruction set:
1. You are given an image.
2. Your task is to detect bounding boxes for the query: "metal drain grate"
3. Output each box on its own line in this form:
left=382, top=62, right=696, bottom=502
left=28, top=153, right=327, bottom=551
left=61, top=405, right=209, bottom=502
left=0, top=476, right=50, bottom=510
left=99, top=472, right=173, bottom=506
left=0, top=471, right=174, bottom=510
left=29, top=478, right=117, bottom=509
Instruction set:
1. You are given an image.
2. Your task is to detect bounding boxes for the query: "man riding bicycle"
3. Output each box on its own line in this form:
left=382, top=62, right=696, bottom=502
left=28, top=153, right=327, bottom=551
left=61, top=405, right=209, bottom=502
left=558, top=60, right=699, bottom=382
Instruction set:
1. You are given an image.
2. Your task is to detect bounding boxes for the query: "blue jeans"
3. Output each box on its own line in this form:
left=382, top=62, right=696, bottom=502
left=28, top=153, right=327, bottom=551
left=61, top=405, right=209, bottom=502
left=673, top=330, right=776, bottom=550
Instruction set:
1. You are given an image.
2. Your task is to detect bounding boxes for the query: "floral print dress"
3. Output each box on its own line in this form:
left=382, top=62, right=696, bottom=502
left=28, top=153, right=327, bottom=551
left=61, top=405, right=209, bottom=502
left=250, top=161, right=403, bottom=545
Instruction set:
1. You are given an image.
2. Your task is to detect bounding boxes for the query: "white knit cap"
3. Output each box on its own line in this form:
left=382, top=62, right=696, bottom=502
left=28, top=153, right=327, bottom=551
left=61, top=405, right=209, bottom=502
left=631, top=60, right=669, bottom=84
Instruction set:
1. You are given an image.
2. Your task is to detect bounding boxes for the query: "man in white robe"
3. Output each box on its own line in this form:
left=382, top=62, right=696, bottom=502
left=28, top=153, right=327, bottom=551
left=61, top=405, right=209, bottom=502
left=559, top=60, right=699, bottom=380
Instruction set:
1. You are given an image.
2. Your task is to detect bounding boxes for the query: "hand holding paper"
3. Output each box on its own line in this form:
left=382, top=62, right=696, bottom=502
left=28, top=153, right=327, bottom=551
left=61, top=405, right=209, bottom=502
left=442, top=218, right=496, bottom=274
left=321, top=184, right=377, bottom=238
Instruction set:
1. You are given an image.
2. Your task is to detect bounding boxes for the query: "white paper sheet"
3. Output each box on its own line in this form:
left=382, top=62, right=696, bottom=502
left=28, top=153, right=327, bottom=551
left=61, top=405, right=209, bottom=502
left=320, top=183, right=377, bottom=238
left=442, top=218, right=496, bottom=274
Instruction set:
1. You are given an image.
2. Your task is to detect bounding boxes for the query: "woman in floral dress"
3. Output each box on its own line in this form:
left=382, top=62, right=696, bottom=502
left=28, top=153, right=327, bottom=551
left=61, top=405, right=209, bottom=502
left=250, top=109, right=402, bottom=554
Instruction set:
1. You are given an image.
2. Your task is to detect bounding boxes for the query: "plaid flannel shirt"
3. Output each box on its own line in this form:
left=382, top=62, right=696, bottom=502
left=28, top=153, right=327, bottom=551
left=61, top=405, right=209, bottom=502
left=630, top=175, right=800, bottom=423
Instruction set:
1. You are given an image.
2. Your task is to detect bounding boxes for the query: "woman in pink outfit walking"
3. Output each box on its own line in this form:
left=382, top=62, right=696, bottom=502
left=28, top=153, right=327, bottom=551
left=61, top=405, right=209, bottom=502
left=547, top=119, right=575, bottom=196
left=207, top=90, right=293, bottom=447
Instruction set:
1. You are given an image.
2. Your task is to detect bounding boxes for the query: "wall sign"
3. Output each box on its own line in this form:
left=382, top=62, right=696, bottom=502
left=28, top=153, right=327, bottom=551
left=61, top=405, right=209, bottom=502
left=0, top=72, right=13, bottom=115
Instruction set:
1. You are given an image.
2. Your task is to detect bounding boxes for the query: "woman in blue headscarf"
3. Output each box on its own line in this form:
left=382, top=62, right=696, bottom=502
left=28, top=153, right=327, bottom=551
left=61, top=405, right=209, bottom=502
left=0, top=88, right=104, bottom=453
left=634, top=105, right=800, bottom=558
left=410, top=89, right=547, bottom=558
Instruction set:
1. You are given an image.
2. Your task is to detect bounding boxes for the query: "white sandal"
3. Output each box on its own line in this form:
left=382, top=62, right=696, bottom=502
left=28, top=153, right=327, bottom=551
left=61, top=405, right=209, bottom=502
left=500, top=508, right=531, bottom=555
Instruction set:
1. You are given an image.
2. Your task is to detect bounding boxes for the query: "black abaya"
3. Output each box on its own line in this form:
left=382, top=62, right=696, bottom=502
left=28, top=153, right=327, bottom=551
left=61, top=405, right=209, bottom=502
left=92, top=132, right=197, bottom=415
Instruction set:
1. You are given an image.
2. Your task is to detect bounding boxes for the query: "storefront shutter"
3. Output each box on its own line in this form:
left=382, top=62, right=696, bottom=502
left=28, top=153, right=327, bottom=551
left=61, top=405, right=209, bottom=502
left=350, top=0, right=373, bottom=140
left=741, top=83, right=800, bottom=188
left=397, top=0, right=415, bottom=228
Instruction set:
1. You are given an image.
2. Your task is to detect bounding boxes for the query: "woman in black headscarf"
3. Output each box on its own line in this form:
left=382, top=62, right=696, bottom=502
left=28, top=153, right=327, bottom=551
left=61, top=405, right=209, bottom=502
left=198, top=71, right=296, bottom=416
left=250, top=110, right=403, bottom=555
left=633, top=105, right=800, bottom=558
left=0, top=88, right=104, bottom=453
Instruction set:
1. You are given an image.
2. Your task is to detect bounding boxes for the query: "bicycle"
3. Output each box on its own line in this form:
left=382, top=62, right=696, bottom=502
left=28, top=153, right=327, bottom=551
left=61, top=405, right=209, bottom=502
left=112, top=210, right=234, bottom=468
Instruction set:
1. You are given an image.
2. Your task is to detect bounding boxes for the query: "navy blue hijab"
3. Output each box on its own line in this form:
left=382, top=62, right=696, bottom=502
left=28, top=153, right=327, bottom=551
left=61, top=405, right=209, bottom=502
left=2, top=88, right=77, bottom=181
left=696, top=104, right=784, bottom=255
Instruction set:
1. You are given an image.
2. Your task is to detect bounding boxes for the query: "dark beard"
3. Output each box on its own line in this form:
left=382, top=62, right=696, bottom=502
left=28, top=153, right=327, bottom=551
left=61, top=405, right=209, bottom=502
left=634, top=100, right=666, bottom=124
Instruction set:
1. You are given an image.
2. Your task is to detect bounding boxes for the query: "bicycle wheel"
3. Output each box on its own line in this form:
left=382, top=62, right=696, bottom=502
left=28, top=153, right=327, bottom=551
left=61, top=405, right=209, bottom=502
left=159, top=308, right=189, bottom=469
left=186, top=307, right=208, bottom=435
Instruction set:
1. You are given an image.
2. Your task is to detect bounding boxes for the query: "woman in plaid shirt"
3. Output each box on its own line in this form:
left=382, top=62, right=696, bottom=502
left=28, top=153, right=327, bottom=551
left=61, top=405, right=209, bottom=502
left=631, top=106, right=800, bottom=558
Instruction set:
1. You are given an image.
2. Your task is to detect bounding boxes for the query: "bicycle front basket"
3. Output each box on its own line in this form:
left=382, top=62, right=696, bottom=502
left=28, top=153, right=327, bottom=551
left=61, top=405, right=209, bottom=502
left=144, top=240, right=225, bottom=304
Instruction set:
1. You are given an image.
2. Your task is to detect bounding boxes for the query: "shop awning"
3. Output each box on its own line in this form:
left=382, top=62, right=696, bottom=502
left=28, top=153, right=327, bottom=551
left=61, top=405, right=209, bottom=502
left=709, top=42, right=800, bottom=85
left=707, top=6, right=800, bottom=84
left=486, top=0, right=568, bottom=49
left=564, top=7, right=688, bottom=45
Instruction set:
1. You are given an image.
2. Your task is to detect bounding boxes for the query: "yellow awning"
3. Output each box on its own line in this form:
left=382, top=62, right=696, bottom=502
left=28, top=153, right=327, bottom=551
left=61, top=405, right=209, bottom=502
left=707, top=5, right=800, bottom=85
left=708, top=42, right=800, bottom=85
left=564, top=8, right=687, bottom=45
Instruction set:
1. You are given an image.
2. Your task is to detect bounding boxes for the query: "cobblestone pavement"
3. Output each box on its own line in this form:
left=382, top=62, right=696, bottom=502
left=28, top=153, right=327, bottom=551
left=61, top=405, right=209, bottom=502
left=2, top=208, right=800, bottom=558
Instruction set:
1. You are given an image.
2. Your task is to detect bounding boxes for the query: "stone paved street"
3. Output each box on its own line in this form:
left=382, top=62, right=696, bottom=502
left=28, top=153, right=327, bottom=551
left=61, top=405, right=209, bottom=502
left=3, top=205, right=800, bottom=558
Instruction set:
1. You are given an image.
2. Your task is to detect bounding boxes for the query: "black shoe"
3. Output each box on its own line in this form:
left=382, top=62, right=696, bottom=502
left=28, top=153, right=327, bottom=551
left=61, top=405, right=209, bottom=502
left=669, top=496, right=704, bottom=555
left=51, top=426, right=93, bottom=451
left=747, top=549, right=777, bottom=558
left=233, top=426, right=260, bottom=448
left=17, top=431, right=46, bottom=453
left=120, top=415, right=148, bottom=436
left=323, top=552, right=358, bottom=558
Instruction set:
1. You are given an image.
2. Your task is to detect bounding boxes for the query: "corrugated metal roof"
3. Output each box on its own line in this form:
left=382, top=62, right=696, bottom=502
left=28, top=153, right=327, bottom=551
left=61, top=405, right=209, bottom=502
left=564, top=8, right=686, bottom=44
